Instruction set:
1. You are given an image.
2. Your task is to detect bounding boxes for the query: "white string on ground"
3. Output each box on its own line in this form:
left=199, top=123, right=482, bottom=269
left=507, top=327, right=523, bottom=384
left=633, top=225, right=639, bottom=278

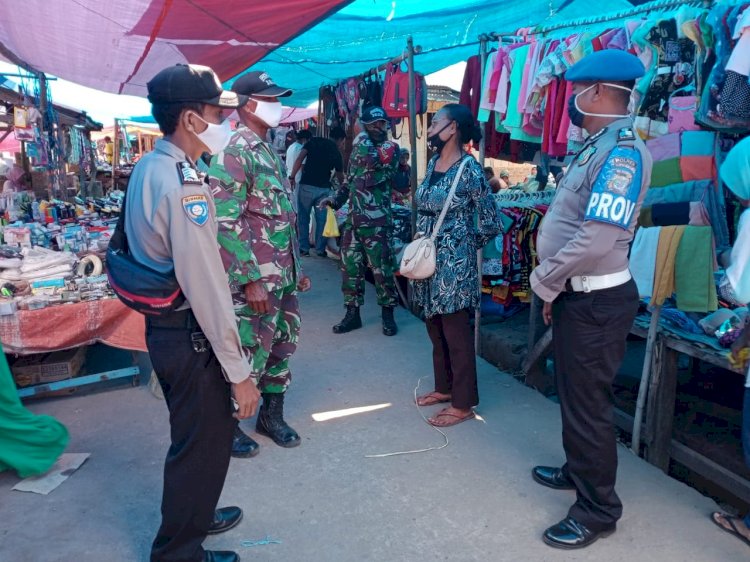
left=365, top=376, right=450, bottom=458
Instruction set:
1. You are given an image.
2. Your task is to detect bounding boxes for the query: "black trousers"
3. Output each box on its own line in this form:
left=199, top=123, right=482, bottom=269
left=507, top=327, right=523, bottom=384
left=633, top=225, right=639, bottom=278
left=552, top=279, right=638, bottom=532
left=425, top=308, right=478, bottom=409
left=146, top=320, right=235, bottom=562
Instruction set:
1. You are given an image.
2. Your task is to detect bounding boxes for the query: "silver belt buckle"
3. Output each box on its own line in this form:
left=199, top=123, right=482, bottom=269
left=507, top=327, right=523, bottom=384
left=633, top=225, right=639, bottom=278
left=581, top=276, right=591, bottom=293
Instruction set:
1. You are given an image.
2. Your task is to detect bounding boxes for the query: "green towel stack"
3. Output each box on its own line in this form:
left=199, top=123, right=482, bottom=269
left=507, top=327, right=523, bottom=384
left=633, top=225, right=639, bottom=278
left=675, top=226, right=718, bottom=313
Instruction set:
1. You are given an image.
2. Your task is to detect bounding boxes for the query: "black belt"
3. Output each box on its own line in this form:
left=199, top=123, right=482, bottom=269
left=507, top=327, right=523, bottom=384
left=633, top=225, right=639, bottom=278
left=147, top=308, right=200, bottom=330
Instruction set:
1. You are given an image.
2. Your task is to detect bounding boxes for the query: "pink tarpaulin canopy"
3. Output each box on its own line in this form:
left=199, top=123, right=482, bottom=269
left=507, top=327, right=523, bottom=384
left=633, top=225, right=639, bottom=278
left=280, top=107, right=317, bottom=124
left=0, top=0, right=350, bottom=96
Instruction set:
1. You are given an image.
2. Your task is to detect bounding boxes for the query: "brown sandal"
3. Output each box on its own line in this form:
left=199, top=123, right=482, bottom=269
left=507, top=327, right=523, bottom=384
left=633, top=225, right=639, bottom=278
left=428, top=409, right=475, bottom=427
left=415, top=391, right=451, bottom=407
left=711, top=512, right=750, bottom=547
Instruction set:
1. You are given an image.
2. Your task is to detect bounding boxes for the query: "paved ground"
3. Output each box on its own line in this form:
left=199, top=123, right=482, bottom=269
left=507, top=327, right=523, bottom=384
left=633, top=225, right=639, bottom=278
left=1, top=257, right=747, bottom=562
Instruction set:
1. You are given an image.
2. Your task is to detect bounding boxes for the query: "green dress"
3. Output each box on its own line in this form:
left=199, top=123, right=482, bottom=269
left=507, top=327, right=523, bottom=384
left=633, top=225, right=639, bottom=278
left=0, top=349, right=68, bottom=477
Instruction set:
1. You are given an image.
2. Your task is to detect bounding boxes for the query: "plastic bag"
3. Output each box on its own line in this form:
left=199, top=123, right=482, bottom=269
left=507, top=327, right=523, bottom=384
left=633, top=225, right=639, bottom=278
left=322, top=207, right=340, bottom=238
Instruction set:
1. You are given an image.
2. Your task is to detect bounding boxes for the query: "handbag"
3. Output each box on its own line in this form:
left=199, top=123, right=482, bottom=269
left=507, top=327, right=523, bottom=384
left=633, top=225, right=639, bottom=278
left=106, top=190, right=185, bottom=316
left=399, top=157, right=471, bottom=280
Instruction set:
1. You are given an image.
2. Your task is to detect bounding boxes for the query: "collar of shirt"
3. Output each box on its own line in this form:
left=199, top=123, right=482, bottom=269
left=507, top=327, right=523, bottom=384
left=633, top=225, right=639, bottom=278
left=580, top=117, right=634, bottom=150
left=154, top=138, right=190, bottom=162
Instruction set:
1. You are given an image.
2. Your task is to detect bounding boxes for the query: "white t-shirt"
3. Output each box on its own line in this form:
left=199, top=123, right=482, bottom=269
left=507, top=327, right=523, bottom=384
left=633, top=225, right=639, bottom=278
left=285, top=142, right=304, bottom=183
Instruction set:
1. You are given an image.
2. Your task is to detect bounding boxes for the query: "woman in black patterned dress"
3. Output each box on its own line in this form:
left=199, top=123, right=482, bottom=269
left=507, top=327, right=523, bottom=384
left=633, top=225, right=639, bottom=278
left=412, top=104, right=500, bottom=427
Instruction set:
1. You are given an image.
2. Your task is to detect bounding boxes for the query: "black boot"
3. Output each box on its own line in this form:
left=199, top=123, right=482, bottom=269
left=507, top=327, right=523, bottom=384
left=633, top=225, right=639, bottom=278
left=256, top=393, right=300, bottom=448
left=382, top=306, right=398, bottom=336
left=231, top=426, right=260, bottom=458
left=332, top=305, right=362, bottom=334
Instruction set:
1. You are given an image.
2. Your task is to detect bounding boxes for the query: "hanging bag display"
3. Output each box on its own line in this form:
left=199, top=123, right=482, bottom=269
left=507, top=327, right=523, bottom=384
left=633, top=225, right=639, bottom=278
left=382, top=63, right=428, bottom=119
left=400, top=157, right=470, bottom=280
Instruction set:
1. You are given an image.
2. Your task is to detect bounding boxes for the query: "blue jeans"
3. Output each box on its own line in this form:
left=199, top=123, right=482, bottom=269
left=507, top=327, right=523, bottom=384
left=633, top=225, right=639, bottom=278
left=297, top=183, right=330, bottom=253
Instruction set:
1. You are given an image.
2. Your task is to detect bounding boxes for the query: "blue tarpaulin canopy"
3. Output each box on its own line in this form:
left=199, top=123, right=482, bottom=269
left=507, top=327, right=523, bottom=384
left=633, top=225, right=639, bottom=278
left=232, top=0, right=638, bottom=106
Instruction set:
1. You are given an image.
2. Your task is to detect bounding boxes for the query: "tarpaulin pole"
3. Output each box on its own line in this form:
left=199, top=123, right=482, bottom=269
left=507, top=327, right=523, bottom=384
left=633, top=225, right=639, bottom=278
left=475, top=36, right=489, bottom=356
left=405, top=36, right=420, bottom=313
left=407, top=36, right=418, bottom=240
left=478, top=36, right=488, bottom=168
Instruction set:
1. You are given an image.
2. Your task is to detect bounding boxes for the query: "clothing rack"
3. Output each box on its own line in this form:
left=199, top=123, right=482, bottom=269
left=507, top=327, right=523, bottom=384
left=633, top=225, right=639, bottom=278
left=488, top=0, right=708, bottom=40
left=351, top=45, right=424, bottom=82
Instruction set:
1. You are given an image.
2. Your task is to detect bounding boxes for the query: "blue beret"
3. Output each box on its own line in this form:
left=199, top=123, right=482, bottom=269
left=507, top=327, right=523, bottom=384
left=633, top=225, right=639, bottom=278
left=565, top=50, right=646, bottom=82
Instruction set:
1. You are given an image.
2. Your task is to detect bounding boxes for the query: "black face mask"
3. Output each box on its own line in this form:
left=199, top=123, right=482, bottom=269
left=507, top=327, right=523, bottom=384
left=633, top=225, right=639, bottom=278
left=366, top=128, right=387, bottom=144
left=567, top=95, right=586, bottom=128
left=427, top=122, right=453, bottom=153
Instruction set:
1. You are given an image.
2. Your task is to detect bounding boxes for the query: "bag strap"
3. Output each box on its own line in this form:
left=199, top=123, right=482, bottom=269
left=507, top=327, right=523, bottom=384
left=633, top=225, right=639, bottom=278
left=430, top=156, right=471, bottom=242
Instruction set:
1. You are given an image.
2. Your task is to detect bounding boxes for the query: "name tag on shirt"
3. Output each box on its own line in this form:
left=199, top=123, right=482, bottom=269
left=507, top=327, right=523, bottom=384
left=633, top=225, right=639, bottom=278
left=585, top=146, right=642, bottom=230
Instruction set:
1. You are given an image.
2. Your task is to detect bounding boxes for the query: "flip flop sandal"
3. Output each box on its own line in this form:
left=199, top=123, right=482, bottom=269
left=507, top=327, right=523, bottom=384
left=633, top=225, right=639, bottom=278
left=711, top=512, right=750, bottom=547
left=428, top=410, right=476, bottom=427
left=415, top=392, right=451, bottom=407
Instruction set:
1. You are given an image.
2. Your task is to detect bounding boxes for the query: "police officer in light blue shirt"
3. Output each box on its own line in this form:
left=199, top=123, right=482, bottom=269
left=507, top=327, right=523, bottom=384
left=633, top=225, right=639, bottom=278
left=128, top=64, right=260, bottom=562
left=529, top=50, right=653, bottom=550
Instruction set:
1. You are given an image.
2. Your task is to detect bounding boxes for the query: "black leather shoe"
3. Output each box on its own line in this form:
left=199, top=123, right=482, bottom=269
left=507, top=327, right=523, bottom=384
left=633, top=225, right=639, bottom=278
left=207, top=506, right=243, bottom=535
left=204, top=551, right=240, bottom=562
left=542, top=517, right=615, bottom=549
left=256, top=393, right=301, bottom=448
left=532, top=466, right=575, bottom=490
left=231, top=427, right=259, bottom=458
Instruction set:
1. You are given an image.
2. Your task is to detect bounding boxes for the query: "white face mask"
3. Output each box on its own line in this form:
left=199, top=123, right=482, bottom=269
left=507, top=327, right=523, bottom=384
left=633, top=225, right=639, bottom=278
left=251, top=99, right=283, bottom=128
left=574, top=82, right=635, bottom=120
left=189, top=113, right=232, bottom=155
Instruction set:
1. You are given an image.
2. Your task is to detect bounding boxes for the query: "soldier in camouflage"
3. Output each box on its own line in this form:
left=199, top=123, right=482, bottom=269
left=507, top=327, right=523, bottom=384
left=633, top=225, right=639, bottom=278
left=319, top=106, right=408, bottom=336
left=208, top=71, right=311, bottom=458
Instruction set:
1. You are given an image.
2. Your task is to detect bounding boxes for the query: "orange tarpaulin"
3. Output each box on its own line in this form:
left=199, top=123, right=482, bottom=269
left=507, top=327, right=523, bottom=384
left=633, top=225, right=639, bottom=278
left=0, top=299, right=146, bottom=355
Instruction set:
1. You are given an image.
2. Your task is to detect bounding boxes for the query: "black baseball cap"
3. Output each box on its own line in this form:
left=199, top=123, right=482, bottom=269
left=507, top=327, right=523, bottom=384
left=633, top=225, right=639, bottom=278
left=361, top=106, right=388, bottom=124
left=147, top=64, right=248, bottom=108
left=231, top=71, right=292, bottom=98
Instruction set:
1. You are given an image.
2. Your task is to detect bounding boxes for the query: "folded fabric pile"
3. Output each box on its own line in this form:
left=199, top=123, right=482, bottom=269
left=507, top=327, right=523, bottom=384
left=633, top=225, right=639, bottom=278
left=0, top=248, right=76, bottom=283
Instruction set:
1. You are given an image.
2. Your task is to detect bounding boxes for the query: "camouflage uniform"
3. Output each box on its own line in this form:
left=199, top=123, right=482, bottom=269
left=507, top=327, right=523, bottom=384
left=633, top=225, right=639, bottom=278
left=209, top=126, right=301, bottom=394
left=331, top=133, right=406, bottom=307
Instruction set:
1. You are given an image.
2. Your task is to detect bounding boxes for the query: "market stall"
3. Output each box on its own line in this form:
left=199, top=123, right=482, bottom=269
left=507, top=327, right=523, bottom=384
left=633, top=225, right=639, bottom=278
left=0, top=189, right=146, bottom=397
left=0, top=72, right=102, bottom=200
left=463, top=0, right=750, bottom=504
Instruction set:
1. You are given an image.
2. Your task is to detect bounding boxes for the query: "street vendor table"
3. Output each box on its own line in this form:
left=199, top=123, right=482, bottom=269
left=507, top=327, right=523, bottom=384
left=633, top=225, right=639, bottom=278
left=1, top=299, right=146, bottom=398
left=626, top=315, right=750, bottom=504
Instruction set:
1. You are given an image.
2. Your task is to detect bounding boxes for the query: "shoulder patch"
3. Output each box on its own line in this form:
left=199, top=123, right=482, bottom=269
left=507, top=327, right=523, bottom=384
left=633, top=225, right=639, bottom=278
left=182, top=195, right=210, bottom=226
left=584, top=146, right=643, bottom=230
left=177, top=162, right=201, bottom=185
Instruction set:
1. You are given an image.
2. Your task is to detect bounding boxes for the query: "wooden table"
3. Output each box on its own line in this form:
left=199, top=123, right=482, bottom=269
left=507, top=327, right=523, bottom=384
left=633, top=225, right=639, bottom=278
left=627, top=319, right=750, bottom=504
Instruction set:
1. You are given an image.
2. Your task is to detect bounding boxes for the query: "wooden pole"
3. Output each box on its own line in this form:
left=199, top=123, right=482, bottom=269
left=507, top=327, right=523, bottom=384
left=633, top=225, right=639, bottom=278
left=632, top=305, right=662, bottom=455
left=474, top=37, right=490, bottom=355
left=112, top=119, right=119, bottom=192
left=86, top=130, right=98, bottom=197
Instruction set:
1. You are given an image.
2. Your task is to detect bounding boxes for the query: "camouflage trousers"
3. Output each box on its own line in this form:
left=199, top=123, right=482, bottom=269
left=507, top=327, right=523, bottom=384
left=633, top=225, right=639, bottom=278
left=236, top=284, right=300, bottom=394
left=340, top=223, right=397, bottom=307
